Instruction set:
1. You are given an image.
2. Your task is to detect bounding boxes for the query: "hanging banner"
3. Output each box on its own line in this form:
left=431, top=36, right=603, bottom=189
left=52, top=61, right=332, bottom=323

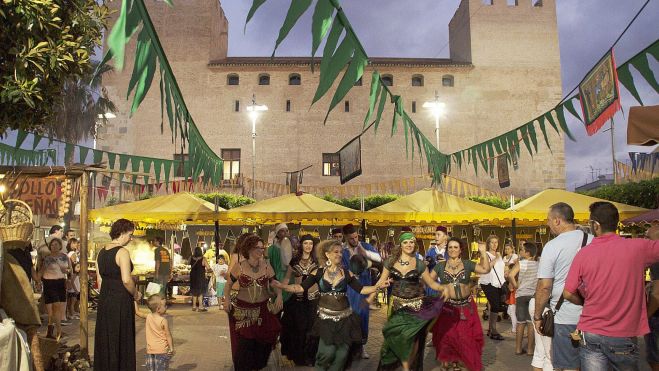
left=338, top=136, right=362, bottom=185
left=579, top=49, right=621, bottom=136
left=497, top=155, right=511, bottom=188
left=289, top=171, right=299, bottom=193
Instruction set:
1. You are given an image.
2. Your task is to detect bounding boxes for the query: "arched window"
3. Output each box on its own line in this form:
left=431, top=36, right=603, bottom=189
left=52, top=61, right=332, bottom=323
left=258, top=74, right=270, bottom=85
left=289, top=73, right=301, bottom=85
left=382, top=74, right=393, bottom=86
left=354, top=77, right=363, bottom=86
left=411, top=74, right=424, bottom=87
left=227, top=73, right=239, bottom=85
left=442, top=74, right=454, bottom=87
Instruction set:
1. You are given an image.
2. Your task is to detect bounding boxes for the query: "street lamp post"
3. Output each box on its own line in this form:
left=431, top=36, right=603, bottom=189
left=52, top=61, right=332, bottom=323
left=423, top=91, right=446, bottom=149
left=246, top=94, right=268, bottom=199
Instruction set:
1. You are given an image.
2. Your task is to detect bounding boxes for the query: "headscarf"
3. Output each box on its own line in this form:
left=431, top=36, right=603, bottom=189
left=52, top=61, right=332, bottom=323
left=299, top=234, right=314, bottom=244
left=275, top=223, right=288, bottom=234
left=398, top=231, right=415, bottom=244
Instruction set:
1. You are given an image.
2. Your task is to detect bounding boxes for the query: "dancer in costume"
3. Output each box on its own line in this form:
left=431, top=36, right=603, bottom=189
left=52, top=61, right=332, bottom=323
left=280, top=234, right=320, bottom=366
left=226, top=232, right=252, bottom=365
left=224, top=234, right=283, bottom=370
left=341, top=223, right=382, bottom=359
left=429, top=238, right=491, bottom=371
left=274, top=239, right=390, bottom=371
left=378, top=231, right=449, bottom=371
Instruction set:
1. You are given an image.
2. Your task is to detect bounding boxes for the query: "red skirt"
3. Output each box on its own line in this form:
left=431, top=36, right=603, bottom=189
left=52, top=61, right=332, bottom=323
left=230, top=298, right=282, bottom=370
left=431, top=298, right=484, bottom=371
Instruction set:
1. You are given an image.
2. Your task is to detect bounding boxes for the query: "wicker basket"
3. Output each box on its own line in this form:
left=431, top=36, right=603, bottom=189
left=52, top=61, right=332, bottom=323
left=0, top=199, right=34, bottom=243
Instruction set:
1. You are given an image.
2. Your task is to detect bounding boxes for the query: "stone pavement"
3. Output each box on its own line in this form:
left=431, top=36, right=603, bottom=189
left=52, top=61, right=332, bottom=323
left=54, top=303, right=651, bottom=370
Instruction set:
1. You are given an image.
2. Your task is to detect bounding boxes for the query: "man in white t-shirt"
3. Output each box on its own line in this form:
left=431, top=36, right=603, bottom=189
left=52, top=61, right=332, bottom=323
left=534, top=202, right=592, bottom=371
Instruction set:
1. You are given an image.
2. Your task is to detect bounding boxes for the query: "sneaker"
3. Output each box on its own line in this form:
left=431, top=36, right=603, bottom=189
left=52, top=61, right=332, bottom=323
left=61, top=320, right=72, bottom=326
left=361, top=350, right=370, bottom=359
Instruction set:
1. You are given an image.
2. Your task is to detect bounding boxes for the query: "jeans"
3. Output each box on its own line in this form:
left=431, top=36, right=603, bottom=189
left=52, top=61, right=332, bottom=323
left=580, top=331, right=639, bottom=371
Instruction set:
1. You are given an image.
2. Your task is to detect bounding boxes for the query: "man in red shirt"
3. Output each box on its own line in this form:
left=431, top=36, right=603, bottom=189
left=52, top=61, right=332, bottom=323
left=564, top=202, right=659, bottom=371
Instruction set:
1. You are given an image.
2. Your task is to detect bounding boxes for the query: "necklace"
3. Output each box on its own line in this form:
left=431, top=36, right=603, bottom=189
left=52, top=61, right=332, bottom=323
left=398, top=258, right=411, bottom=266
left=447, top=259, right=461, bottom=271
left=246, top=259, right=260, bottom=274
left=326, top=267, right=340, bottom=284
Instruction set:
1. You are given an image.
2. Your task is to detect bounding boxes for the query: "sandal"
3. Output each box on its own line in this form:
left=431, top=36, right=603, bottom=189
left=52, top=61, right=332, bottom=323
left=515, top=349, right=526, bottom=355
left=490, top=333, right=504, bottom=341
left=192, top=307, right=197, bottom=312
left=486, top=329, right=491, bottom=337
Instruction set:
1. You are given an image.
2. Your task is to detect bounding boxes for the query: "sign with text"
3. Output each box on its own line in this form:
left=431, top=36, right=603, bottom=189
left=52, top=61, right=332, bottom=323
left=16, top=178, right=59, bottom=216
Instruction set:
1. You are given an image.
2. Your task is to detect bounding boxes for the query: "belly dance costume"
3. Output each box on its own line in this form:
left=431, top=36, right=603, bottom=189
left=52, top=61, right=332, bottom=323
left=300, top=267, right=363, bottom=371
left=280, top=257, right=320, bottom=366
left=431, top=260, right=484, bottom=371
left=229, top=265, right=282, bottom=371
left=379, top=257, right=444, bottom=371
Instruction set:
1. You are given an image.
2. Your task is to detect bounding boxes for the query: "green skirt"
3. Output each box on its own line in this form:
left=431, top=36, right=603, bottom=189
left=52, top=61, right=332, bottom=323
left=379, top=309, right=431, bottom=369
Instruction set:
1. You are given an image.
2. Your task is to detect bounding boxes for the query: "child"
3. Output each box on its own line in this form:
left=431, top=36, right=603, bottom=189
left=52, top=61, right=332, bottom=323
left=211, top=255, right=228, bottom=310
left=66, top=263, right=81, bottom=319
left=143, top=294, right=174, bottom=371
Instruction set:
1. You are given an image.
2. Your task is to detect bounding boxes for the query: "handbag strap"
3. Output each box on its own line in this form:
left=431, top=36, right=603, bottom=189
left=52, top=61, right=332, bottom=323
left=555, top=231, right=589, bottom=312
left=488, top=253, right=504, bottom=286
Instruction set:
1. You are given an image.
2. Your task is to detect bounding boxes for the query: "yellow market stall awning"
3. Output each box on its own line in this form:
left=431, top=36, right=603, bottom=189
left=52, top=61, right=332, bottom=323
left=366, top=188, right=511, bottom=225
left=219, top=193, right=361, bottom=225
left=89, top=192, right=224, bottom=225
left=508, top=188, right=649, bottom=224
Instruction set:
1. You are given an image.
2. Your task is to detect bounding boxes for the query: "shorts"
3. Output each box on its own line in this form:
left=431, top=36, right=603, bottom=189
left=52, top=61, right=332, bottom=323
left=553, top=323, right=580, bottom=369
left=646, top=315, right=659, bottom=364
left=67, top=292, right=80, bottom=300
left=42, top=278, right=67, bottom=304
left=216, top=282, right=226, bottom=298
left=145, top=353, right=171, bottom=371
left=515, top=295, right=533, bottom=322
left=480, top=283, right=505, bottom=313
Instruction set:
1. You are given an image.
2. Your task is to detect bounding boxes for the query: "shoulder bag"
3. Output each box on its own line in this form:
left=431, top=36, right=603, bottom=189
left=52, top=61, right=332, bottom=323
left=539, top=231, right=589, bottom=337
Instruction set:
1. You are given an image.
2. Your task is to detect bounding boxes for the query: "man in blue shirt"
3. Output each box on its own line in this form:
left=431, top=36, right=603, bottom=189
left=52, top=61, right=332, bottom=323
left=341, top=223, right=381, bottom=359
left=425, top=226, right=449, bottom=296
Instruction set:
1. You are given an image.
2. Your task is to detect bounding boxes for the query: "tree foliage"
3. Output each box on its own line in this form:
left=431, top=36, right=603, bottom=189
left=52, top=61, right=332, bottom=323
left=583, top=178, right=659, bottom=209
left=194, top=193, right=255, bottom=210
left=321, top=194, right=399, bottom=211
left=0, top=0, right=109, bottom=134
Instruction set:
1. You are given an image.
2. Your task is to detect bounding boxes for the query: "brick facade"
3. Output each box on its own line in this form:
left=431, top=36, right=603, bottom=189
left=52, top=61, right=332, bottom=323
left=99, top=0, right=565, bottom=200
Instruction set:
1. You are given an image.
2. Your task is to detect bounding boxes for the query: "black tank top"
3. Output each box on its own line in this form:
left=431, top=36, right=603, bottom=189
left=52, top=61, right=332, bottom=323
left=97, top=246, right=133, bottom=298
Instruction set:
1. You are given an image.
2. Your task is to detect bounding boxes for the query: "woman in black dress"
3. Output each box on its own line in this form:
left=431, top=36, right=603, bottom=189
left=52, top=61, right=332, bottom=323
left=94, top=219, right=141, bottom=371
left=190, top=246, right=209, bottom=311
left=280, top=234, right=320, bottom=366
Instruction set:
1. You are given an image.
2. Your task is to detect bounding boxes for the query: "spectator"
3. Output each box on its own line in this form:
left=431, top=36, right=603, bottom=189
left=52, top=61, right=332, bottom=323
left=189, top=247, right=209, bottom=312
left=479, top=235, right=506, bottom=340
left=64, top=229, right=76, bottom=242
left=503, top=242, right=520, bottom=333
left=153, top=237, right=172, bottom=299
left=509, top=242, right=538, bottom=356
left=94, top=218, right=141, bottom=371
left=143, top=294, right=174, bottom=371
left=646, top=225, right=659, bottom=371
left=563, top=202, right=659, bottom=370
left=330, top=228, right=343, bottom=242
left=36, top=238, right=71, bottom=340
left=534, top=202, right=592, bottom=371
left=38, top=225, right=64, bottom=266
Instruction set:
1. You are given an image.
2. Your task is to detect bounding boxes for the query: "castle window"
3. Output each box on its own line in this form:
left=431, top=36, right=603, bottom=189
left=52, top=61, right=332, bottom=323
left=412, top=101, right=417, bottom=113
left=322, top=153, right=340, bottom=176
left=344, top=101, right=350, bottom=112
left=442, top=75, right=454, bottom=87
left=173, top=153, right=190, bottom=178
left=227, top=74, right=239, bottom=85
left=234, top=100, right=240, bottom=112
left=258, top=74, right=270, bottom=85
left=221, top=149, right=241, bottom=180
left=411, top=74, right=424, bottom=87
left=382, top=74, right=393, bottom=86
left=507, top=0, right=518, bottom=5
left=481, top=0, right=493, bottom=4
left=286, top=100, right=291, bottom=112
left=289, top=73, right=301, bottom=85
left=532, top=0, right=542, bottom=6
left=354, top=77, right=363, bottom=86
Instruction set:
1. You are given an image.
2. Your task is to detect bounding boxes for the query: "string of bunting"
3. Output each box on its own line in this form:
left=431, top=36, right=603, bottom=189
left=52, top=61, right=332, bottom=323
left=0, top=141, right=56, bottom=166
left=615, top=160, right=656, bottom=183
left=247, top=0, right=659, bottom=184
left=99, top=0, right=223, bottom=185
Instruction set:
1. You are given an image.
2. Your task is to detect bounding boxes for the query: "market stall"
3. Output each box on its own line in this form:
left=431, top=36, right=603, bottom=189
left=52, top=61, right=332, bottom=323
left=366, top=188, right=511, bottom=226
left=218, top=192, right=362, bottom=225
left=507, top=188, right=649, bottom=225
left=622, top=208, right=659, bottom=226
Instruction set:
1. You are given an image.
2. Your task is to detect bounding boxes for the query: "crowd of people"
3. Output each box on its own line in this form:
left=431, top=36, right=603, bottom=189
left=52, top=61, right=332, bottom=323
left=85, top=199, right=659, bottom=371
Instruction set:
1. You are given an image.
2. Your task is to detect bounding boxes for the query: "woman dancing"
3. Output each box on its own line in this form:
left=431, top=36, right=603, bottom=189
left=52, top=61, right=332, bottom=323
left=429, top=238, right=491, bottom=371
left=224, top=234, right=283, bottom=370
left=274, top=239, right=390, bottom=371
left=280, top=234, right=320, bottom=366
left=377, top=231, right=449, bottom=371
